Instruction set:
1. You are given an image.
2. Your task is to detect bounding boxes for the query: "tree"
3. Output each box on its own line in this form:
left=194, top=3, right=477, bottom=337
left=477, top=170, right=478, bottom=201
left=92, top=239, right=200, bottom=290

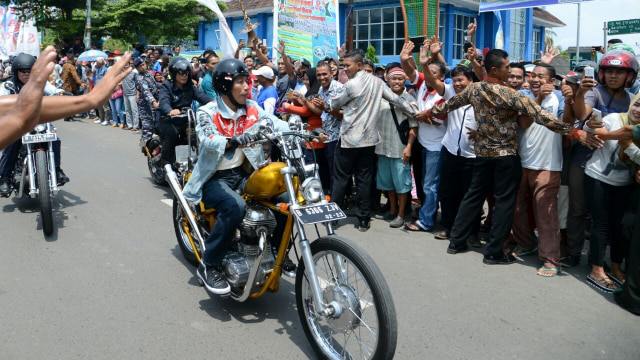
left=365, top=45, right=379, bottom=63
left=0, top=0, right=107, bottom=41
left=100, top=0, right=226, bottom=45
left=545, top=28, right=557, bottom=47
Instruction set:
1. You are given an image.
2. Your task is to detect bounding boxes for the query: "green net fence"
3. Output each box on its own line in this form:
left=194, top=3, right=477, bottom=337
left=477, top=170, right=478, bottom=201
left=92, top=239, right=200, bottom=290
left=402, top=0, right=439, bottom=70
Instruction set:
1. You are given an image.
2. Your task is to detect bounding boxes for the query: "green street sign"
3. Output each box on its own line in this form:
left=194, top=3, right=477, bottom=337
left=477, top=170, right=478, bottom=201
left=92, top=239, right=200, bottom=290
left=607, top=19, right=640, bottom=35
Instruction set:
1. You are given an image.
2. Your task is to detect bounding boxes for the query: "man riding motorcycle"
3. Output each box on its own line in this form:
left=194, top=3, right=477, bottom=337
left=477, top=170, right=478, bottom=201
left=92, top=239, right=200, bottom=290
left=0, top=53, right=69, bottom=197
left=157, top=57, right=213, bottom=166
left=182, top=58, right=290, bottom=295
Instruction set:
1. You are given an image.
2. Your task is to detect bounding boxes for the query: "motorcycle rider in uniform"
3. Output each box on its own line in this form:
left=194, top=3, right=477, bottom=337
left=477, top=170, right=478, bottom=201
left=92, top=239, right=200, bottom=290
left=0, top=53, right=70, bottom=197
left=157, top=57, right=213, bottom=166
left=182, top=59, right=291, bottom=295
left=133, top=57, right=160, bottom=151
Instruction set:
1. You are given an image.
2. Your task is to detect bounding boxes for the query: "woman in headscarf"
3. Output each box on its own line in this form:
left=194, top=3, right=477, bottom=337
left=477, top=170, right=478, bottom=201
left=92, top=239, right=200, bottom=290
left=583, top=92, right=640, bottom=294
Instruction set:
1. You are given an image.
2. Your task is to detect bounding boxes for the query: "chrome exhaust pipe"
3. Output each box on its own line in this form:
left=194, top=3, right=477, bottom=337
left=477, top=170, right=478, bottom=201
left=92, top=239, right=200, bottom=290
left=164, top=164, right=206, bottom=254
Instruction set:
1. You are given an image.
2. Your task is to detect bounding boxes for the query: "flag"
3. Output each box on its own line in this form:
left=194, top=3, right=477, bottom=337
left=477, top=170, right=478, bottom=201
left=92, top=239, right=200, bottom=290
left=494, top=11, right=504, bottom=50
left=197, top=0, right=238, bottom=58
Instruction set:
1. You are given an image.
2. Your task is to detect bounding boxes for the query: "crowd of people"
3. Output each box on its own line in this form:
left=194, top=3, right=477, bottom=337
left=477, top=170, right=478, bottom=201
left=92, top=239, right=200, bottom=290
left=0, top=26, right=639, bottom=314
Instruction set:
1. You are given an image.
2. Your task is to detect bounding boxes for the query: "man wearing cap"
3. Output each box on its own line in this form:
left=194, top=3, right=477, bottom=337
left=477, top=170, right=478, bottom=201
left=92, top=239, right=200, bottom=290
left=134, top=57, right=160, bottom=148
left=253, top=66, right=278, bottom=115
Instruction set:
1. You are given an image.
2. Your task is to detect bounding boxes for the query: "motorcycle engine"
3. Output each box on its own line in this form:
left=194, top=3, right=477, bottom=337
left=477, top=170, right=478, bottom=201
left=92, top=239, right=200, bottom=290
left=222, top=203, right=277, bottom=289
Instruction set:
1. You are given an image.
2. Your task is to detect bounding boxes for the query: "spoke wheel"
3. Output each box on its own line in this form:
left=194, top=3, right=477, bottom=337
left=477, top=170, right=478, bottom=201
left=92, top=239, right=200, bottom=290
left=295, top=236, right=397, bottom=360
left=147, top=157, right=167, bottom=185
left=35, top=150, right=54, bottom=235
left=173, top=196, right=202, bottom=266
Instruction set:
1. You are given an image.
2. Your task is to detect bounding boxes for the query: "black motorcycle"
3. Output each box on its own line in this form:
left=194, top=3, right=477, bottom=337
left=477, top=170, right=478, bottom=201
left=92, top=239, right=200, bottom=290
left=144, top=108, right=197, bottom=185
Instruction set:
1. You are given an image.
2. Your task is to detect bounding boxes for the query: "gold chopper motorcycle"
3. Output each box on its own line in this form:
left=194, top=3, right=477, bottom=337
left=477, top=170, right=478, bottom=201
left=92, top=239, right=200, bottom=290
left=165, top=112, right=397, bottom=359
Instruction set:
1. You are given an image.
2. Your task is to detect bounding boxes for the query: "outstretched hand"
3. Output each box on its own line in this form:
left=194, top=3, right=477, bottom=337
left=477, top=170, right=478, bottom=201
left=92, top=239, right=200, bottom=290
left=400, top=42, right=415, bottom=62
left=540, top=44, right=560, bottom=64
left=87, top=52, right=133, bottom=108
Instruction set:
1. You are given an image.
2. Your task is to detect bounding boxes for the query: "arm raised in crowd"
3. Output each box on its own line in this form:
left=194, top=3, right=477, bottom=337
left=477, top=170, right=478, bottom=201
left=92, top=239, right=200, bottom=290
left=573, top=77, right=597, bottom=121
left=276, top=40, right=295, bottom=80
left=399, top=42, right=418, bottom=83
left=0, top=49, right=133, bottom=150
left=419, top=41, right=445, bottom=96
left=0, top=46, right=56, bottom=149
left=252, top=38, right=274, bottom=68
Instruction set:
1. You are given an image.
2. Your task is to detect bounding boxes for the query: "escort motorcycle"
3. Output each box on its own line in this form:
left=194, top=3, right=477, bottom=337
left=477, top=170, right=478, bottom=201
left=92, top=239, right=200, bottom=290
left=2, top=81, right=62, bottom=235
left=165, top=117, right=398, bottom=359
left=144, top=108, right=195, bottom=185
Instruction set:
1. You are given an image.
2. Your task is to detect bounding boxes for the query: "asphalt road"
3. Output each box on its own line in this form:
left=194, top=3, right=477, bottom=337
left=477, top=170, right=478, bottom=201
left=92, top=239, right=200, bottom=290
left=1, top=118, right=638, bottom=360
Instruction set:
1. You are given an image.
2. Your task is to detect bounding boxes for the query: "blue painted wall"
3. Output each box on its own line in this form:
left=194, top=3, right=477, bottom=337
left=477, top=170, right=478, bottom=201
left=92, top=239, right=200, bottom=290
left=198, top=1, right=549, bottom=65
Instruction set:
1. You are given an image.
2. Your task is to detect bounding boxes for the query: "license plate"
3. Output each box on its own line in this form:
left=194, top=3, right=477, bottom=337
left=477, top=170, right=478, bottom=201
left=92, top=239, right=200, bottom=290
left=22, top=133, right=57, bottom=144
left=292, top=203, right=346, bottom=225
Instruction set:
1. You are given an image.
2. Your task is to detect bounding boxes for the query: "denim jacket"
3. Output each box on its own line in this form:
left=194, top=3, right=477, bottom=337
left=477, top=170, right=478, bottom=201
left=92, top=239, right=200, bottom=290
left=183, top=97, right=289, bottom=203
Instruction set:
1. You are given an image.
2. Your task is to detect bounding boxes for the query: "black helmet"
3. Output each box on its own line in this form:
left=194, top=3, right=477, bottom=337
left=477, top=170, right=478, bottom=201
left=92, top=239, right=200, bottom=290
left=168, top=57, right=192, bottom=82
left=212, top=58, right=250, bottom=95
left=12, top=53, right=36, bottom=71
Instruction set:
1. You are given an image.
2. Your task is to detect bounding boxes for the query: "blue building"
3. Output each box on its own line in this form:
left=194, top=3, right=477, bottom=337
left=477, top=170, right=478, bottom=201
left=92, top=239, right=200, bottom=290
left=198, top=0, right=565, bottom=65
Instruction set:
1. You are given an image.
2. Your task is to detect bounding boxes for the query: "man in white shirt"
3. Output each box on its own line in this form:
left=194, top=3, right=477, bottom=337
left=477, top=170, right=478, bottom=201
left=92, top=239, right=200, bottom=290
left=512, top=63, right=569, bottom=277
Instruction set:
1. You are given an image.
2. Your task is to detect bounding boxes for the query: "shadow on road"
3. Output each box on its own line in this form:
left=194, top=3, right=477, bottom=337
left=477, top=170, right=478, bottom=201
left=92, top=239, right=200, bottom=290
left=168, top=245, right=314, bottom=357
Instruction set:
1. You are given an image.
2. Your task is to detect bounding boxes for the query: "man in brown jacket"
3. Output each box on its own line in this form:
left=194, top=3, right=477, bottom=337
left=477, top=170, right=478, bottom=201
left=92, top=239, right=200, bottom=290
left=61, top=52, right=84, bottom=121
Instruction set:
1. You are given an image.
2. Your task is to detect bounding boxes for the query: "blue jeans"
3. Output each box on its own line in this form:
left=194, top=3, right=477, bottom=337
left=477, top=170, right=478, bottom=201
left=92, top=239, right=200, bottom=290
left=109, top=97, right=125, bottom=125
left=417, top=148, right=442, bottom=230
left=201, top=169, right=248, bottom=268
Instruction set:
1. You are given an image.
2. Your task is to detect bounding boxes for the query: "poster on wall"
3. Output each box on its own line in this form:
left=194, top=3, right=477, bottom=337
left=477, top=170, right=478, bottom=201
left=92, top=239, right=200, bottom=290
left=0, top=5, right=40, bottom=57
left=479, top=0, right=593, bottom=12
left=274, top=0, right=339, bottom=65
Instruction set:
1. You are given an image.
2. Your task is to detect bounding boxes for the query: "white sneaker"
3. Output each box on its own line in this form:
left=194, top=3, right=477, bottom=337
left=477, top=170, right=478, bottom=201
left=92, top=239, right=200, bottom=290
left=93, top=119, right=102, bottom=124
left=101, top=121, right=109, bottom=126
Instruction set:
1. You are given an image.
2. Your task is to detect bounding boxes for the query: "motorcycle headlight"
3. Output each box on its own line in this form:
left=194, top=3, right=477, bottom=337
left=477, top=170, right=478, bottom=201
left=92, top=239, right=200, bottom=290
left=301, top=177, right=323, bottom=203
left=34, top=124, right=46, bottom=133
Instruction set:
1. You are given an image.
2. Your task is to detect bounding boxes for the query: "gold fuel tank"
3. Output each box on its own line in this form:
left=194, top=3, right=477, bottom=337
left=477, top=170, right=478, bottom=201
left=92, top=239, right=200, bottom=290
left=244, top=162, right=288, bottom=200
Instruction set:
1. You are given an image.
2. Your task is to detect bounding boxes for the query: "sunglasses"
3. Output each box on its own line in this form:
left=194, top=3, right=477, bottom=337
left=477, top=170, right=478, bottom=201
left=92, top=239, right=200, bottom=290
left=18, top=69, right=31, bottom=74
left=176, top=70, right=189, bottom=76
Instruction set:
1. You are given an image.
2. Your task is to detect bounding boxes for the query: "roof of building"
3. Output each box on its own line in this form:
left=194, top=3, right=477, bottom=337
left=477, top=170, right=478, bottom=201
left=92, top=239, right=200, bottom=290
left=532, top=7, right=566, bottom=27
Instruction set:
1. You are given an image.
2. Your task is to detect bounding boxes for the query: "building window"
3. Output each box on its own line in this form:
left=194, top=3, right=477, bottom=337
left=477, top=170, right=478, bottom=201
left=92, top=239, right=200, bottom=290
left=452, top=13, right=474, bottom=60
left=532, top=28, right=541, bottom=60
left=510, top=8, right=526, bottom=61
left=355, top=7, right=405, bottom=57
left=439, top=10, right=445, bottom=41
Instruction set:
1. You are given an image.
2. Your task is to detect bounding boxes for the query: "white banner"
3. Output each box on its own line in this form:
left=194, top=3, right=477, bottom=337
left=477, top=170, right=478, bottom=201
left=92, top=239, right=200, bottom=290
left=0, top=5, right=40, bottom=57
left=197, top=0, right=238, bottom=58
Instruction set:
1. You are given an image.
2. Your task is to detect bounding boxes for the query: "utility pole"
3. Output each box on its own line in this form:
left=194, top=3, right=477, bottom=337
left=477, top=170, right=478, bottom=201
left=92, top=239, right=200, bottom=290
left=84, top=0, right=91, bottom=49
left=575, top=3, right=581, bottom=65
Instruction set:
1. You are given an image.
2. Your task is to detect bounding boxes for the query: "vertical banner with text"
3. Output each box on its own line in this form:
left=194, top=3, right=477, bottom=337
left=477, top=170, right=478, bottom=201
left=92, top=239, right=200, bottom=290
left=275, top=0, right=339, bottom=65
left=0, top=5, right=40, bottom=57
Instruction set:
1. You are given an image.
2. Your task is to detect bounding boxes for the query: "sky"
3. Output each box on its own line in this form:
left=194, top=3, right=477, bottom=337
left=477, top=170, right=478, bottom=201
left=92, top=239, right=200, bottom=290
left=545, top=0, right=640, bottom=52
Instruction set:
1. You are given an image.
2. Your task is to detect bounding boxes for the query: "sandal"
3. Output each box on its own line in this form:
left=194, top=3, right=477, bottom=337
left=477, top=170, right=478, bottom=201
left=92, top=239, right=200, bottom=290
left=404, top=220, right=429, bottom=232
left=586, top=275, right=618, bottom=293
left=606, top=272, right=626, bottom=286
left=537, top=266, right=560, bottom=277
left=512, top=245, right=537, bottom=257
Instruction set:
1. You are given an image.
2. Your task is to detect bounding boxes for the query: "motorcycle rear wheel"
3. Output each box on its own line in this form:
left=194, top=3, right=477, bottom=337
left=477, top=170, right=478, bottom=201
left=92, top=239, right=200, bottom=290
left=173, top=196, right=201, bottom=266
left=295, top=236, right=397, bottom=360
left=35, top=150, right=54, bottom=236
left=147, top=157, right=167, bottom=185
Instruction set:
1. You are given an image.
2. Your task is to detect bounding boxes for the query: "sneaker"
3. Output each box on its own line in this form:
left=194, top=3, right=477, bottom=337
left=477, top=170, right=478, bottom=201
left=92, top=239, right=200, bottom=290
left=389, top=216, right=404, bottom=228
left=93, top=119, right=102, bottom=124
left=282, top=257, right=297, bottom=278
left=0, top=175, right=11, bottom=197
left=483, top=253, right=516, bottom=265
left=101, top=121, right=110, bottom=126
left=56, top=168, right=69, bottom=185
left=197, top=263, right=230, bottom=295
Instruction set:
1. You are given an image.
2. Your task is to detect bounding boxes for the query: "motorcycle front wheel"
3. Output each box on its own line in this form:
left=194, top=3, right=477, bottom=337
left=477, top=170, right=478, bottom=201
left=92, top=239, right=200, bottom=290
left=35, top=150, right=54, bottom=235
left=295, top=236, right=397, bottom=360
left=147, top=157, right=167, bottom=185
left=173, top=196, right=201, bottom=266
